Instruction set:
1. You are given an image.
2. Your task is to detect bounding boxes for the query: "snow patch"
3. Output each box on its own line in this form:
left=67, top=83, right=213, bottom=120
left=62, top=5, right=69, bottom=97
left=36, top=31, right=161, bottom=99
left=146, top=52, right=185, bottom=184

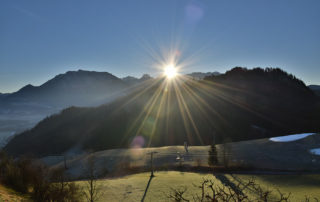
left=310, top=148, right=320, bottom=155
left=269, top=133, right=315, bottom=142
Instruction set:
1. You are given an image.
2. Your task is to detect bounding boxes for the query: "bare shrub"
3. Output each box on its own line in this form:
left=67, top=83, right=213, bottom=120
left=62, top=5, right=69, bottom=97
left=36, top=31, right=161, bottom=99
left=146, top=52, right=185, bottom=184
left=168, top=187, right=189, bottom=202
left=167, top=177, right=318, bottom=202
left=49, top=167, right=81, bottom=202
left=0, top=151, right=81, bottom=201
left=83, top=156, right=103, bottom=202
left=0, top=154, right=35, bottom=193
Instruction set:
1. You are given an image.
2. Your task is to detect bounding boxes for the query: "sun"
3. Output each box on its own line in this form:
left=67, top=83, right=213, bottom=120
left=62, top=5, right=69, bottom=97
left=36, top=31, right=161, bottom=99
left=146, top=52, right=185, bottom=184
left=164, top=65, right=178, bottom=79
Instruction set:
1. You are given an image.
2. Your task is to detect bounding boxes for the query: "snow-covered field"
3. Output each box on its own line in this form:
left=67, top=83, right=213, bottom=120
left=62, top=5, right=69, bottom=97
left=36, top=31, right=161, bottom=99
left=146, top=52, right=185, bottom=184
left=310, top=148, right=320, bottom=155
left=269, top=133, right=316, bottom=142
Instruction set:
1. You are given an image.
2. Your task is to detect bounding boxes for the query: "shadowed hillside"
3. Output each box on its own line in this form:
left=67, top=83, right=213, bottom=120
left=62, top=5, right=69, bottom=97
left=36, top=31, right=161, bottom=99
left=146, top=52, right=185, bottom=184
left=5, top=67, right=320, bottom=157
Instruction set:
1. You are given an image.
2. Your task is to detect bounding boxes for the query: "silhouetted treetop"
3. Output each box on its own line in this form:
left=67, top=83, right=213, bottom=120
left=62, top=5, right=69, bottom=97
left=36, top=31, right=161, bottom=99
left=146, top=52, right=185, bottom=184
left=206, top=67, right=306, bottom=86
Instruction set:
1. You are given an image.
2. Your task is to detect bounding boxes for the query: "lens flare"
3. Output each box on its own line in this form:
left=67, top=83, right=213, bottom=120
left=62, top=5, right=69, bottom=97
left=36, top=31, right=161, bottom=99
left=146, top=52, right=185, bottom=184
left=164, top=65, right=177, bottom=79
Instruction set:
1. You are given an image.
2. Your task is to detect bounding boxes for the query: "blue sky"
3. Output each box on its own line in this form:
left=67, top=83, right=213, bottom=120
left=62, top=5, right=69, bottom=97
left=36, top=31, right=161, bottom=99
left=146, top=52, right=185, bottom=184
left=1, top=0, right=320, bottom=93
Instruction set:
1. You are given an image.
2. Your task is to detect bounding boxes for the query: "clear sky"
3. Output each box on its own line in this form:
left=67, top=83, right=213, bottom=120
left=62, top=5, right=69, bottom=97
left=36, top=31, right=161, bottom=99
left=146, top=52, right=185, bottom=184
left=1, top=0, right=320, bottom=93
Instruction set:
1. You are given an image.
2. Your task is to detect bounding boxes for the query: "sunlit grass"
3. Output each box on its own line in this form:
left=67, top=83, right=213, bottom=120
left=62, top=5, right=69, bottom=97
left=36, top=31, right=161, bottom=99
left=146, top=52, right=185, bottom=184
left=76, top=171, right=221, bottom=202
left=75, top=172, right=320, bottom=202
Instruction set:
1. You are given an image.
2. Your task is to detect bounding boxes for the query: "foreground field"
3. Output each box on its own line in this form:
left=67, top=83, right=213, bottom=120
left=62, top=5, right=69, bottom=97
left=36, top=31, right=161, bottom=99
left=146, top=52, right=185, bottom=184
left=76, top=171, right=320, bottom=202
left=1, top=171, right=319, bottom=201
left=229, top=174, right=320, bottom=202
left=77, top=171, right=220, bottom=202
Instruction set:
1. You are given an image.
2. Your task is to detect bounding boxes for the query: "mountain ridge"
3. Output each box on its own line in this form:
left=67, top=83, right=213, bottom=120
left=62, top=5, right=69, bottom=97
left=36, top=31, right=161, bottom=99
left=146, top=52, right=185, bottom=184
left=187, top=71, right=220, bottom=80
left=122, top=74, right=153, bottom=85
left=5, top=67, right=320, bottom=157
left=0, top=69, right=149, bottom=148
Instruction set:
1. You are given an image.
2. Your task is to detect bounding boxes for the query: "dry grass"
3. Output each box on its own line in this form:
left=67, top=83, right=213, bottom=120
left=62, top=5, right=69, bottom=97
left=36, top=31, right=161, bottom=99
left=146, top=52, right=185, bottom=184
left=0, top=184, right=30, bottom=202
left=77, top=171, right=222, bottom=202
left=76, top=171, right=320, bottom=202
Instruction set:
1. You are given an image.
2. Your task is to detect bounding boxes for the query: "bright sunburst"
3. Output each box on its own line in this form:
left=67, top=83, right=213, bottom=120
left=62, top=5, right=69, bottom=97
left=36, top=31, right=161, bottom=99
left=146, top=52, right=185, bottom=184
left=164, top=64, right=177, bottom=79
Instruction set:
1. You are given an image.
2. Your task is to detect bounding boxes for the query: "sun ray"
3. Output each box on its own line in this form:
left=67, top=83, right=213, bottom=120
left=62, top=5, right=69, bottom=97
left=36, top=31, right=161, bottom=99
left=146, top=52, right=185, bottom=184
left=133, top=81, right=166, bottom=138
left=191, top=77, right=287, bottom=129
left=119, top=79, right=166, bottom=145
left=178, top=76, right=227, bottom=129
left=172, top=78, right=204, bottom=145
left=147, top=81, right=169, bottom=147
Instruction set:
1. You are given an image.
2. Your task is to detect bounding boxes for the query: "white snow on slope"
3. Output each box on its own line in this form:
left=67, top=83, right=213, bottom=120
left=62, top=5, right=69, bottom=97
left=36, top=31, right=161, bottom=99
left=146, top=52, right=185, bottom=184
left=269, top=133, right=315, bottom=142
left=310, top=148, right=320, bottom=155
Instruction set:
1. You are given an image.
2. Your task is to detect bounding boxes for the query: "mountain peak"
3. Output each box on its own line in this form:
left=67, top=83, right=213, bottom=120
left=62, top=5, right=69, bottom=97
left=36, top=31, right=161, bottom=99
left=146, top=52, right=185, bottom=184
left=56, top=69, right=117, bottom=79
left=140, top=74, right=152, bottom=80
left=18, top=84, right=36, bottom=92
left=3, top=69, right=128, bottom=108
left=122, top=74, right=153, bottom=85
left=44, top=70, right=121, bottom=88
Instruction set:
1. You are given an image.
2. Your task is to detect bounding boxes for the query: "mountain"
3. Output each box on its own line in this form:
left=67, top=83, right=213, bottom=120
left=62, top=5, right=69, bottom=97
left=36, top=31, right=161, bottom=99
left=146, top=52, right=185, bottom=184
left=309, top=85, right=320, bottom=96
left=187, top=72, right=220, bottom=80
left=122, top=76, right=139, bottom=85
left=5, top=67, right=320, bottom=157
left=0, top=70, right=134, bottom=148
left=122, top=74, right=153, bottom=86
left=3, top=70, right=128, bottom=107
left=0, top=70, right=156, bottom=118
left=0, top=70, right=130, bottom=117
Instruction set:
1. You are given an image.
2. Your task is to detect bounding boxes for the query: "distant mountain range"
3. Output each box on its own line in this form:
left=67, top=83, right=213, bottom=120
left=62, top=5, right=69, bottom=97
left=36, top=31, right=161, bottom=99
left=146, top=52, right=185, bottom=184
left=0, top=70, right=154, bottom=148
left=1, top=71, right=222, bottom=107
left=187, top=72, right=220, bottom=80
left=0, top=70, right=221, bottom=148
left=0, top=71, right=222, bottom=119
left=0, top=70, right=154, bottom=116
left=5, top=67, right=320, bottom=157
left=1, top=71, right=224, bottom=114
left=122, top=74, right=153, bottom=86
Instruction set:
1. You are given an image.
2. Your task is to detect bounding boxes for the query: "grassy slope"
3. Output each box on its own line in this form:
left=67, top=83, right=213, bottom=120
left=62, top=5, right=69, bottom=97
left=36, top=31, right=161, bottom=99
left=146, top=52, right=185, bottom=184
left=76, top=171, right=320, bottom=202
left=52, top=146, right=211, bottom=179
left=50, top=134, right=320, bottom=179
left=77, top=171, right=221, bottom=202
left=0, top=184, right=29, bottom=202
